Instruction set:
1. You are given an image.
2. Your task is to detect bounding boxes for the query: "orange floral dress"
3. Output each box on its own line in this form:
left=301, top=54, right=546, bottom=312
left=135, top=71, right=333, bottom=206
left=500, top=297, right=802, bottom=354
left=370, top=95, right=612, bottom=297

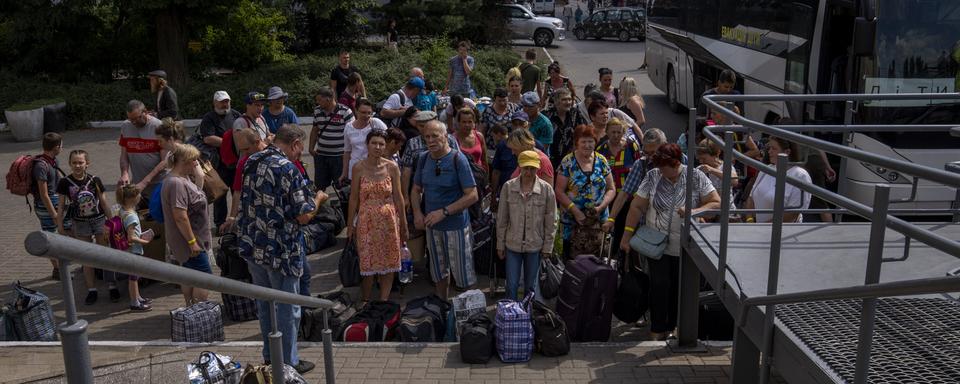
left=357, top=176, right=402, bottom=275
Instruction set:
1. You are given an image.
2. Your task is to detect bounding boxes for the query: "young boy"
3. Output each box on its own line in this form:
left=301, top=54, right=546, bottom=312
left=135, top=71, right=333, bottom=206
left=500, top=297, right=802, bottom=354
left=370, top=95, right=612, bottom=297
left=33, top=133, right=65, bottom=280
left=699, top=69, right=743, bottom=116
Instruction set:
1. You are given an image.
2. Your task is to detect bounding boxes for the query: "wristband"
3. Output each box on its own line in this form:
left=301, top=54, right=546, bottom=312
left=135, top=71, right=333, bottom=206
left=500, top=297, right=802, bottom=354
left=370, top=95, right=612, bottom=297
left=187, top=238, right=197, bottom=245
left=624, top=226, right=636, bottom=233
left=606, top=217, right=615, bottom=223
left=566, top=202, right=575, bottom=210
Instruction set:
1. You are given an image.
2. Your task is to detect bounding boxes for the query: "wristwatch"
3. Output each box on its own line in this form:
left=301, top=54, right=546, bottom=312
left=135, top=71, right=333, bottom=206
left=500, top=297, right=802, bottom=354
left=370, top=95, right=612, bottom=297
left=442, top=207, right=450, bottom=217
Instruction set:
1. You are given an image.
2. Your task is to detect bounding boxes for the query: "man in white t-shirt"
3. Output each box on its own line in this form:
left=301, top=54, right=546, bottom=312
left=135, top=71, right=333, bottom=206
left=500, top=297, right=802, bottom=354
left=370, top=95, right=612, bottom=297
left=380, top=77, right=422, bottom=128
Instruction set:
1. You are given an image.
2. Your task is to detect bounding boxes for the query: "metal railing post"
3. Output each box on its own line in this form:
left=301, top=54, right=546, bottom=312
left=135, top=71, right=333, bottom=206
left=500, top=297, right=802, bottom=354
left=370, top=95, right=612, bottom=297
left=853, top=184, right=890, bottom=384
left=716, top=131, right=735, bottom=295
left=57, top=259, right=94, bottom=384
left=759, top=153, right=789, bottom=384
left=677, top=107, right=701, bottom=347
left=322, top=309, right=335, bottom=384
left=268, top=301, right=285, bottom=384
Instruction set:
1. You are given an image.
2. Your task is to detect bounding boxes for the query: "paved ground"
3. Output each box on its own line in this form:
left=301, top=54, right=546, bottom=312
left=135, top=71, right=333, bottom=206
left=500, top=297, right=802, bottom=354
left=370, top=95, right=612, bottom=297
left=4, top=341, right=747, bottom=384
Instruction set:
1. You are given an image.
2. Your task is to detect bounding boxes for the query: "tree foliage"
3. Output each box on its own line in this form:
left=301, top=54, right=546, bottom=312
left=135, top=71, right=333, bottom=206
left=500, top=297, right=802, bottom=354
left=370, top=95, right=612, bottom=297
left=378, top=0, right=511, bottom=46
left=199, top=0, right=294, bottom=72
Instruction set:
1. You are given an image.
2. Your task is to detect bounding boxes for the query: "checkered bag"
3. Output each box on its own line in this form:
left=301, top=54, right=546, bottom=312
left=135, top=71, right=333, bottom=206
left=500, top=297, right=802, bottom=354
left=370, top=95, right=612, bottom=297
left=494, top=292, right=534, bottom=363
left=9, top=282, right=58, bottom=341
left=221, top=292, right=258, bottom=322
left=171, top=301, right=225, bottom=343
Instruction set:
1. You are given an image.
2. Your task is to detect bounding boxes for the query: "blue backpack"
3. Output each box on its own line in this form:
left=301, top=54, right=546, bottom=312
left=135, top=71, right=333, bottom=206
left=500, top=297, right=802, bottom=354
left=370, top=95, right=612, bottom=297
left=149, top=181, right=164, bottom=223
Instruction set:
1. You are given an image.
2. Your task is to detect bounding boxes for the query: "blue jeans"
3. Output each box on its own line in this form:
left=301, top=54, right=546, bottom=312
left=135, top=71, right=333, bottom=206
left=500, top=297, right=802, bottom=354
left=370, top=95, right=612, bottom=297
left=247, top=261, right=301, bottom=365
left=299, top=257, right=311, bottom=297
left=505, top=249, right=541, bottom=301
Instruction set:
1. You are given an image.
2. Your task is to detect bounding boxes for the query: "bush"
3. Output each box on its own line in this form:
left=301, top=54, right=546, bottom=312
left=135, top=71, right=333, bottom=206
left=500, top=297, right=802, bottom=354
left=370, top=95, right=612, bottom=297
left=0, top=42, right=521, bottom=129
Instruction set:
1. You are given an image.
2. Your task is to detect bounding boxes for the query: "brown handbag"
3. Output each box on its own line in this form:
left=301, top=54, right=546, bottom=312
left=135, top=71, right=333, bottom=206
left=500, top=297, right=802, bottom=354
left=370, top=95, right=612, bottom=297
left=200, top=159, right=228, bottom=203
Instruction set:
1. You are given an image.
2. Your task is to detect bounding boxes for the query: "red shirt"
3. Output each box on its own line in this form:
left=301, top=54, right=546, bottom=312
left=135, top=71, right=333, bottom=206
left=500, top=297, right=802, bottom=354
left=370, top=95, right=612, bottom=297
left=510, top=149, right=555, bottom=181
left=233, top=154, right=308, bottom=192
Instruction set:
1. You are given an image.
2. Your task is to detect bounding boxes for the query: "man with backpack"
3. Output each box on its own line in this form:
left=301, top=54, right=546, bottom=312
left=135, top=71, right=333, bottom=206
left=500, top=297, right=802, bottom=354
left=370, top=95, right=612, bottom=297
left=399, top=111, right=460, bottom=213
left=379, top=77, right=421, bottom=128
left=411, top=120, right=478, bottom=299
left=15, top=133, right=66, bottom=280
left=196, top=90, right=241, bottom=232
left=309, top=86, right=355, bottom=192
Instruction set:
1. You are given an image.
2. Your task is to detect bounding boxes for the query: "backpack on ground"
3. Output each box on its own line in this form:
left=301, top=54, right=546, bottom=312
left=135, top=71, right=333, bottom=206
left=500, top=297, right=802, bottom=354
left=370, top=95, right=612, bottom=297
left=341, top=300, right=401, bottom=342
left=104, top=215, right=130, bottom=251
left=214, top=232, right=251, bottom=281
left=494, top=293, right=534, bottom=363
left=530, top=299, right=570, bottom=357
left=170, top=301, right=225, bottom=343
left=301, top=291, right=355, bottom=342
left=8, top=282, right=57, bottom=341
left=459, top=312, right=495, bottom=364
left=557, top=254, right=618, bottom=342
left=398, top=294, right=450, bottom=342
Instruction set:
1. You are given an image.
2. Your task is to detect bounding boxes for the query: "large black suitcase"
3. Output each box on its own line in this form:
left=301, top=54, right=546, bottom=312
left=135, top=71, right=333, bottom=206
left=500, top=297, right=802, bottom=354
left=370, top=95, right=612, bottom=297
left=698, top=291, right=734, bottom=341
left=556, top=253, right=618, bottom=342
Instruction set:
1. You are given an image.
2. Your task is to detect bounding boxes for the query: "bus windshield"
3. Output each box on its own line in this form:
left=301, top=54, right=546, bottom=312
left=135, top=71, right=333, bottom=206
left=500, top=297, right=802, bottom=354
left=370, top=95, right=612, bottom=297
left=861, top=0, right=960, bottom=145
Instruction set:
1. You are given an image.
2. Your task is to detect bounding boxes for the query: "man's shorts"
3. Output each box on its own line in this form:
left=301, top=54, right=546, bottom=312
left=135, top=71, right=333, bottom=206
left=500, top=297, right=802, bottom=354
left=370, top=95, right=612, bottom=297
left=72, top=216, right=106, bottom=238
left=35, top=195, right=70, bottom=232
left=425, top=225, right=476, bottom=288
left=182, top=251, right=213, bottom=274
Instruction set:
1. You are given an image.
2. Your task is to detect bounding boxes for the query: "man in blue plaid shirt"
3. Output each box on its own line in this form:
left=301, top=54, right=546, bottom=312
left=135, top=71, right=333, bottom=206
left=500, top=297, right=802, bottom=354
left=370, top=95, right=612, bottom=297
left=238, top=125, right=324, bottom=374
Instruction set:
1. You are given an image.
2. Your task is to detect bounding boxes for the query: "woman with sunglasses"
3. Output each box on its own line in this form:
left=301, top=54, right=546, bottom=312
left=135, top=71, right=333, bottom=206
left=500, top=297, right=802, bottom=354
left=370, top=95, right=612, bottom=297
left=554, top=124, right=616, bottom=259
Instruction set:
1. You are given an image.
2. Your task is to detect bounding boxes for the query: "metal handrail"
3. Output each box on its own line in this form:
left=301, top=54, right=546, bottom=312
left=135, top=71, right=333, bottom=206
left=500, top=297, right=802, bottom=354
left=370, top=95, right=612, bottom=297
left=23, top=231, right=337, bottom=384
left=685, top=93, right=960, bottom=384
left=737, top=275, right=960, bottom=322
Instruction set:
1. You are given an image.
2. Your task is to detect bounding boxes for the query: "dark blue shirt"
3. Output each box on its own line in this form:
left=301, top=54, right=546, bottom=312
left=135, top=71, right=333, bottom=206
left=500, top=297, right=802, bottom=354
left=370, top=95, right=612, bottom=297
left=414, top=150, right=477, bottom=231
left=262, top=106, right=299, bottom=134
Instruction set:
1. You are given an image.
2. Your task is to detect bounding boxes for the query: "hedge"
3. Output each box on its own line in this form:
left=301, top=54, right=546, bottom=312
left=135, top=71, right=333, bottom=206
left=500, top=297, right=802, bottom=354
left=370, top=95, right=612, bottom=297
left=0, top=42, right=522, bottom=130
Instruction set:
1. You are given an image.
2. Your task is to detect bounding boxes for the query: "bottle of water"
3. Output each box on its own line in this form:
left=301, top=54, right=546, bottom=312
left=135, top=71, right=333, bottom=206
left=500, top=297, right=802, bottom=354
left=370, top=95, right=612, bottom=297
left=399, top=244, right=413, bottom=284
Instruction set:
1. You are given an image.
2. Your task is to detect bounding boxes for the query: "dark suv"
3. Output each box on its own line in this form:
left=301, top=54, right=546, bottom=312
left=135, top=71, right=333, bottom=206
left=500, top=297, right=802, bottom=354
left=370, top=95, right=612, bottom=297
left=573, top=7, right=646, bottom=41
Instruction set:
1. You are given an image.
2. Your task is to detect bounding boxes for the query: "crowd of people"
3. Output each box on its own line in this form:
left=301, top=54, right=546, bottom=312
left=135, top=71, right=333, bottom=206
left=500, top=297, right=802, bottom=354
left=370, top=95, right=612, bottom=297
left=25, top=44, right=831, bottom=373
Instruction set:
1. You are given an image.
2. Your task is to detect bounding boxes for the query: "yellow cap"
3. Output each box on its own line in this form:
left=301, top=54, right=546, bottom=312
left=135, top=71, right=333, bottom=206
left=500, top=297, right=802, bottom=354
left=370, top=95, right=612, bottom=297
left=518, top=150, right=541, bottom=169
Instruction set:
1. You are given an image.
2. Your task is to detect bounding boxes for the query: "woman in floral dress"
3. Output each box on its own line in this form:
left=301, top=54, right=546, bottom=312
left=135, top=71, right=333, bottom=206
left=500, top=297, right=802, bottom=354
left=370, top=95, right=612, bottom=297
left=554, top=124, right=616, bottom=259
left=347, top=129, right=407, bottom=303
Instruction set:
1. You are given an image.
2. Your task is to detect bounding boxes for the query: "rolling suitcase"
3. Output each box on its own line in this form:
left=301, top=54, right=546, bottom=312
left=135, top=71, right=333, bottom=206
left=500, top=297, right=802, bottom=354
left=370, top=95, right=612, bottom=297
left=556, top=236, right=618, bottom=342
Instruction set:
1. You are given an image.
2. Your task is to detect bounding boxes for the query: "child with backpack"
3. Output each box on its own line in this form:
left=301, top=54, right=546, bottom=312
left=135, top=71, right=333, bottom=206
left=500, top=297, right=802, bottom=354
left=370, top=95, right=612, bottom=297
left=115, top=185, right=155, bottom=311
left=56, top=150, right=114, bottom=305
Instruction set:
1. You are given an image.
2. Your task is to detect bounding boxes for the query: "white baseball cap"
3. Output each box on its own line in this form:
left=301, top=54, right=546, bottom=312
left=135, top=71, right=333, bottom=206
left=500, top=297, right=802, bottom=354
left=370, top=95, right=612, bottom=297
left=213, top=91, right=231, bottom=102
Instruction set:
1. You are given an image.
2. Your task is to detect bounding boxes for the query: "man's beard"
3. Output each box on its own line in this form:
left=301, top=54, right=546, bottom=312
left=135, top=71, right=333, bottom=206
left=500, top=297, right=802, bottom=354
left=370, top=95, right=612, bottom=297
left=215, top=108, right=228, bottom=116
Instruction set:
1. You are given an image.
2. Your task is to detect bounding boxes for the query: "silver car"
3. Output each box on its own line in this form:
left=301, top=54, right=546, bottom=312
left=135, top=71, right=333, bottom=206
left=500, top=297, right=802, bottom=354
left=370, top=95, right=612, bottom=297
left=498, top=4, right=565, bottom=47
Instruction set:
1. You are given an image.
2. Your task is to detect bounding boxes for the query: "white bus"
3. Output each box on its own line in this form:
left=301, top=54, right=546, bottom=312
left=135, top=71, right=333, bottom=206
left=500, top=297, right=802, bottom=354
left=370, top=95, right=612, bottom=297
left=645, top=0, right=960, bottom=213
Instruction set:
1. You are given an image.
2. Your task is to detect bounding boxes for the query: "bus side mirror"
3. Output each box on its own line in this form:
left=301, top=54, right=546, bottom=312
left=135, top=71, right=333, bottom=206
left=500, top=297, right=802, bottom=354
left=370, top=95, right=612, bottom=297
left=853, top=17, right=876, bottom=56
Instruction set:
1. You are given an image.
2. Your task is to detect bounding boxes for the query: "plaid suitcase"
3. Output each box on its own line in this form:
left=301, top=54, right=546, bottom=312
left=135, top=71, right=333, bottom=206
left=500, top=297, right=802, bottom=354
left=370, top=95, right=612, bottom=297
left=221, top=292, right=258, bottom=322
left=171, top=301, right=225, bottom=342
left=494, top=293, right=534, bottom=363
left=10, top=283, right=58, bottom=341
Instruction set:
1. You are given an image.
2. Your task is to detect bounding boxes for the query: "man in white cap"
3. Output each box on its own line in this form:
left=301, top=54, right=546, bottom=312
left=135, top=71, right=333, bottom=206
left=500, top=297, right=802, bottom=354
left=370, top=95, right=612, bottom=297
left=197, top=90, right=242, bottom=230
left=263, top=86, right=299, bottom=134
left=148, top=70, right=179, bottom=120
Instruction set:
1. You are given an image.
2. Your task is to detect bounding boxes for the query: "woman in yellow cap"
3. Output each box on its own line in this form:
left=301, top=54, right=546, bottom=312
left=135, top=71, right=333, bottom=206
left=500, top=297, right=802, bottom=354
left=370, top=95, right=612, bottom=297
left=496, top=150, right=557, bottom=301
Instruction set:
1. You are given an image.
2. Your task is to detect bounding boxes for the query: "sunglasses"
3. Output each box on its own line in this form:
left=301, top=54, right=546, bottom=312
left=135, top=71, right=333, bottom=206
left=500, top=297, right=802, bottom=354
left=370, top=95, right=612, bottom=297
left=435, top=160, right=442, bottom=176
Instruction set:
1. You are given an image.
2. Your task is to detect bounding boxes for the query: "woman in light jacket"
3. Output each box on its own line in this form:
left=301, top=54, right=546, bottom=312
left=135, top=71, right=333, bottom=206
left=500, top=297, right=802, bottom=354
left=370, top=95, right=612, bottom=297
left=496, top=150, right=557, bottom=301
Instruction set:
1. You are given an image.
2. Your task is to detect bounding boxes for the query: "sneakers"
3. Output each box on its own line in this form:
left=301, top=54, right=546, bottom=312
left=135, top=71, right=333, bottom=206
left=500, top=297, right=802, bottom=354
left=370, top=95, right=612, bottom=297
left=129, top=303, right=152, bottom=312
left=84, top=291, right=98, bottom=305
left=292, top=360, right=315, bottom=375
left=109, top=288, right=121, bottom=303
left=139, top=297, right=154, bottom=305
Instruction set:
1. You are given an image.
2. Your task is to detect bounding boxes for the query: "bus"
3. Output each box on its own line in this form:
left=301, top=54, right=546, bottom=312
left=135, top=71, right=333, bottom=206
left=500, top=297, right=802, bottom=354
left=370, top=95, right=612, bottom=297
left=644, top=0, right=960, bottom=212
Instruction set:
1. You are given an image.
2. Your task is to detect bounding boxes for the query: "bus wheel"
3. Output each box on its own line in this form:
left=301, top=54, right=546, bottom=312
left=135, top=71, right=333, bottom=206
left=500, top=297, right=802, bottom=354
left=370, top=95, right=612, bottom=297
left=667, top=68, right=681, bottom=113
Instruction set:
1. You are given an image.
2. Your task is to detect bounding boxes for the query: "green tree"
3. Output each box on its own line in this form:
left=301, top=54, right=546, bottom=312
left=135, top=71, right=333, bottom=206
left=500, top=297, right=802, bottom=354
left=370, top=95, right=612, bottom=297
left=200, top=0, right=293, bottom=72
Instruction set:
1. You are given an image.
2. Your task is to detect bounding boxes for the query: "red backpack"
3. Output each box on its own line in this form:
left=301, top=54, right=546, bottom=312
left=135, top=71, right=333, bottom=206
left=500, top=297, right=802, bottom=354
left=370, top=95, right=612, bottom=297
left=104, top=215, right=130, bottom=251
left=6, top=155, right=41, bottom=196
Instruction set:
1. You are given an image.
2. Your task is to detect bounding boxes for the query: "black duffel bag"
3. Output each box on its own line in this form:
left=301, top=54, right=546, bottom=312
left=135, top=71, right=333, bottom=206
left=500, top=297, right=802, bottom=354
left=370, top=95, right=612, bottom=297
left=215, top=233, right=251, bottom=281
left=538, top=256, right=564, bottom=300
left=612, top=252, right=650, bottom=324
left=531, top=299, right=570, bottom=357
left=459, top=312, right=495, bottom=364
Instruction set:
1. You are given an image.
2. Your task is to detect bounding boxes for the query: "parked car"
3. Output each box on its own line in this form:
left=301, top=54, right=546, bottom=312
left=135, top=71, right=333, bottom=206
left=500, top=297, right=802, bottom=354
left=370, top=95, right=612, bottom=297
left=498, top=3, right=566, bottom=46
left=573, top=7, right=646, bottom=42
left=530, top=0, right=556, bottom=16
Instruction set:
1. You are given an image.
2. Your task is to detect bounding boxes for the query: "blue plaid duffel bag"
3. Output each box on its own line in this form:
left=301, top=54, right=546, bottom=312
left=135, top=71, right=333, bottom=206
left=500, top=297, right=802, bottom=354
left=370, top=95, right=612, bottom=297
left=9, top=282, right=58, bottom=341
left=494, top=292, right=534, bottom=363
left=171, top=301, right=224, bottom=343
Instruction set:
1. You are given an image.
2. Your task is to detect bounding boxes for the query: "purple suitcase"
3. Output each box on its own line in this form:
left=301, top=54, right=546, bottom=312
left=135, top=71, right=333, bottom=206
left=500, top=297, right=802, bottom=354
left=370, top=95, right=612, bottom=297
left=556, top=238, right=618, bottom=342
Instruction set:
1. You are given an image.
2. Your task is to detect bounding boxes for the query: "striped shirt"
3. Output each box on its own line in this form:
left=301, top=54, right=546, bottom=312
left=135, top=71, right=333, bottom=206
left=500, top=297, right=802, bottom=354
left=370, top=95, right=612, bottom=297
left=312, top=103, right=355, bottom=156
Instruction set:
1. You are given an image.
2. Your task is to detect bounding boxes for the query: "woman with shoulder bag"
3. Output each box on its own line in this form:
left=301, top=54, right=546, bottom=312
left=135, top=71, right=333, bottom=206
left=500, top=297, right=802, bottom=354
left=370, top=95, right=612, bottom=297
left=619, top=144, right=720, bottom=340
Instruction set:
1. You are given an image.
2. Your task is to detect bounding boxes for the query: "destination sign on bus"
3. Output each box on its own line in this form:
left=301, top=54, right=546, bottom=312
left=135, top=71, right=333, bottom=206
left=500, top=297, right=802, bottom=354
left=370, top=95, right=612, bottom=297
left=863, top=77, right=957, bottom=107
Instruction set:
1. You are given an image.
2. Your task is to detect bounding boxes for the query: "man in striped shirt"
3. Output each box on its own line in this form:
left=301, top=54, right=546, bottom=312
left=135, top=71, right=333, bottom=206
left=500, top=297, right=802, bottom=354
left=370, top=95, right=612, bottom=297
left=309, top=87, right=355, bottom=191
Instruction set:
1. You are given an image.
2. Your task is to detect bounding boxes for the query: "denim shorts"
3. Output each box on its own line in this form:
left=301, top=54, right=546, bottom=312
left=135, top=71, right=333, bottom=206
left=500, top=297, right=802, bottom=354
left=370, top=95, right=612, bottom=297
left=73, top=216, right=105, bottom=238
left=181, top=251, right=213, bottom=274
